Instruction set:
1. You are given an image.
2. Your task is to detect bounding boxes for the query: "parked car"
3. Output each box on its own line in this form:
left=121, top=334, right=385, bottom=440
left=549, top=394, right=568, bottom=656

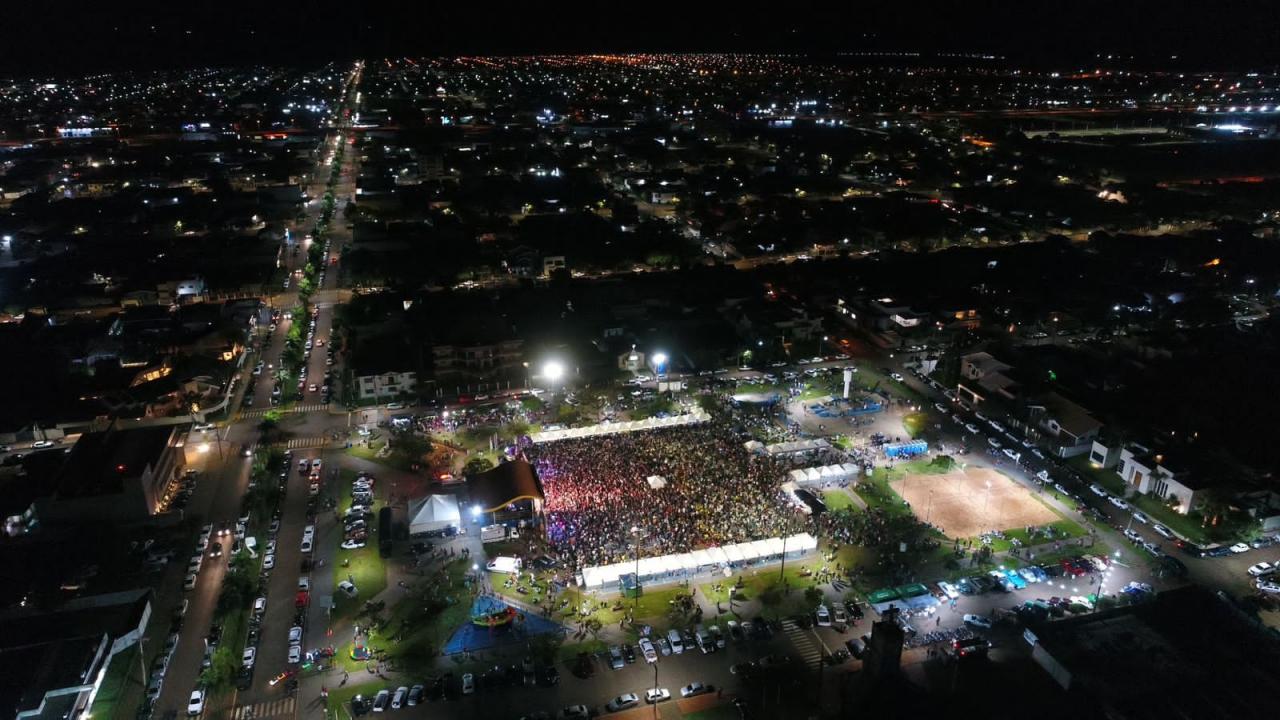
left=606, top=693, right=640, bottom=712
left=681, top=682, right=711, bottom=698
left=963, top=614, right=993, bottom=629
left=372, top=689, right=390, bottom=712
left=639, top=637, right=657, bottom=663
left=187, top=689, right=205, bottom=716
left=645, top=688, right=671, bottom=704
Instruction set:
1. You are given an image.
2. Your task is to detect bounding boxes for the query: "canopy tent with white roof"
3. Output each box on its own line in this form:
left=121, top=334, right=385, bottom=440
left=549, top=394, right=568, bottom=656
left=407, top=494, right=461, bottom=536
left=530, top=411, right=710, bottom=443
left=578, top=532, right=821, bottom=588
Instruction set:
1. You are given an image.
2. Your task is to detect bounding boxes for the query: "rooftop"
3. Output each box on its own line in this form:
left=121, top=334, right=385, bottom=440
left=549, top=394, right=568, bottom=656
left=1033, top=586, right=1280, bottom=720
left=53, top=424, right=177, bottom=500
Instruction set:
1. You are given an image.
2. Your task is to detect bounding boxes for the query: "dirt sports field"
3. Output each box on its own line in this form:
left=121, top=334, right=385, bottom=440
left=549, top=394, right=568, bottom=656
left=890, top=466, right=1057, bottom=539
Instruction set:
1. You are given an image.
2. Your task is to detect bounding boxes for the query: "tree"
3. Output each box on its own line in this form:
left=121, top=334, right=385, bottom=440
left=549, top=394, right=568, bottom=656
left=463, top=456, right=495, bottom=477
left=200, top=647, right=238, bottom=689
left=804, top=586, right=825, bottom=608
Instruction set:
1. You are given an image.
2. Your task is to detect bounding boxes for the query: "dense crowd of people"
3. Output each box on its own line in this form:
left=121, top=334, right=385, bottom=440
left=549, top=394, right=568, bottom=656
left=527, top=421, right=808, bottom=571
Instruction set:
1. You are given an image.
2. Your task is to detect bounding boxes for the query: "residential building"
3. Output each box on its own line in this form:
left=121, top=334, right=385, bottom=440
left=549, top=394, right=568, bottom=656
left=957, top=351, right=1019, bottom=405
left=1115, top=444, right=1205, bottom=514
left=1025, top=392, right=1103, bottom=457
left=356, top=370, right=418, bottom=401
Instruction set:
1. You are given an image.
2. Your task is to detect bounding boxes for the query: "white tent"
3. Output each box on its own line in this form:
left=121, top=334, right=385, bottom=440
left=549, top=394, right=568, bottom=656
left=690, top=549, right=715, bottom=567
left=722, top=544, right=745, bottom=564
left=530, top=411, right=710, bottom=443
left=705, top=547, right=730, bottom=566
left=486, top=556, right=522, bottom=574
left=407, top=494, right=461, bottom=536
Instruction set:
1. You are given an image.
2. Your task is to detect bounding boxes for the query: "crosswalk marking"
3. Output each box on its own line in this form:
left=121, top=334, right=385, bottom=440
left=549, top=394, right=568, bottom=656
left=239, top=403, right=330, bottom=420
left=228, top=696, right=296, bottom=719
left=781, top=618, right=824, bottom=669
left=285, top=437, right=328, bottom=449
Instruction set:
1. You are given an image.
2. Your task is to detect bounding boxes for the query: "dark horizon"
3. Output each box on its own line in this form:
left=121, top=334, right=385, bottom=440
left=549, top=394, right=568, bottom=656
left=5, top=0, right=1280, bottom=74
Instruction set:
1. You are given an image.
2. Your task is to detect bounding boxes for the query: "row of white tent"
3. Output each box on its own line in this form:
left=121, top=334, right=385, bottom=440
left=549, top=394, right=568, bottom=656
left=787, top=464, right=864, bottom=486
left=530, top=411, right=710, bottom=444
left=579, top=533, right=819, bottom=589
left=762, top=438, right=832, bottom=456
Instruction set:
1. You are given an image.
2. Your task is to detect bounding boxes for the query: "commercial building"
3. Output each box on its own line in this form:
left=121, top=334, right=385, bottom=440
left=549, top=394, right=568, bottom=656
left=1029, top=586, right=1280, bottom=719
left=0, top=589, right=152, bottom=720
left=957, top=351, right=1020, bottom=405
left=355, top=370, right=418, bottom=401
left=36, top=424, right=185, bottom=524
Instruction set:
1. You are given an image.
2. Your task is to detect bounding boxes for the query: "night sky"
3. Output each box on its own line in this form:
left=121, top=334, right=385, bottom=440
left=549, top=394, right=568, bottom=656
left=3, top=0, right=1279, bottom=72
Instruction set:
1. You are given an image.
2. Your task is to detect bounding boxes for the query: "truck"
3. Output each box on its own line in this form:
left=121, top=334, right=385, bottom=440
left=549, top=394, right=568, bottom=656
left=480, top=524, right=507, bottom=543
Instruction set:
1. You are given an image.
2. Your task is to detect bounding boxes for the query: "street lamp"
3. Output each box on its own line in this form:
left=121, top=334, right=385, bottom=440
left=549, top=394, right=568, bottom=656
left=543, top=361, right=565, bottom=384
left=652, top=352, right=668, bottom=378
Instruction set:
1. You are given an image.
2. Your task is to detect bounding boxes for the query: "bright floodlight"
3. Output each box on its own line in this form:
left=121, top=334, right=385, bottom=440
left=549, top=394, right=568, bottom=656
left=471, top=505, right=483, bottom=518
left=543, top=361, right=565, bottom=382
left=652, top=352, right=668, bottom=366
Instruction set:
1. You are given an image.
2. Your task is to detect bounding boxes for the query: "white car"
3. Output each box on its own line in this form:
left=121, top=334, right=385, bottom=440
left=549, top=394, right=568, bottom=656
left=1230, top=542, right=1251, bottom=554
left=187, top=689, right=205, bottom=716
left=606, top=693, right=640, bottom=712
left=639, top=637, right=657, bottom=663
left=815, top=605, right=831, bottom=626
left=1109, top=496, right=1130, bottom=511
left=338, top=580, right=358, bottom=597
left=241, top=647, right=256, bottom=667
left=301, top=539, right=313, bottom=553
left=287, top=644, right=302, bottom=664
left=645, top=688, right=671, bottom=704
left=253, top=597, right=266, bottom=614
left=987, top=437, right=1002, bottom=449
left=1131, top=511, right=1149, bottom=525
left=391, top=686, right=407, bottom=709
left=183, top=574, right=197, bottom=591
left=311, top=459, right=322, bottom=470
left=262, top=554, right=275, bottom=570
left=936, top=581, right=959, bottom=599
left=461, top=672, right=475, bottom=695
left=288, top=626, right=303, bottom=643
left=1248, top=562, right=1275, bottom=577
left=1152, top=524, right=1174, bottom=539
left=341, top=539, right=366, bottom=550
left=964, top=423, right=980, bottom=434
left=963, top=614, right=993, bottom=629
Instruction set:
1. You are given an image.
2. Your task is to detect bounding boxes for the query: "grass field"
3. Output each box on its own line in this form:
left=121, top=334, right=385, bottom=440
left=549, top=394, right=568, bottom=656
left=331, top=542, right=388, bottom=620
left=903, top=411, right=929, bottom=438
left=384, top=558, right=473, bottom=674
left=87, top=644, right=142, bottom=719
left=822, top=489, right=858, bottom=511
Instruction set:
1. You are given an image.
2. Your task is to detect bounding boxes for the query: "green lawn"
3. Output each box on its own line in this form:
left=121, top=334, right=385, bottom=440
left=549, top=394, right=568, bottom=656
left=1067, top=456, right=1127, bottom=496
left=903, top=411, right=929, bottom=438
left=733, top=382, right=781, bottom=396
left=798, top=382, right=834, bottom=401
left=822, top=489, right=858, bottom=511
left=384, top=559, right=473, bottom=674
left=87, top=644, right=142, bottom=720
left=331, top=542, right=388, bottom=620
left=1004, top=519, right=1090, bottom=548
left=1129, top=493, right=1210, bottom=545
